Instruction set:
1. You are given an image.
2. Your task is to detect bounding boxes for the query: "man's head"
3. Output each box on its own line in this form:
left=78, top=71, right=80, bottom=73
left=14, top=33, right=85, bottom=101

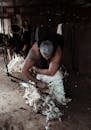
left=40, top=40, right=54, bottom=60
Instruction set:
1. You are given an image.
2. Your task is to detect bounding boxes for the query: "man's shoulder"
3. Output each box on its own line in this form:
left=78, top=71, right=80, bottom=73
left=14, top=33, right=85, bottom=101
left=27, top=43, right=40, bottom=61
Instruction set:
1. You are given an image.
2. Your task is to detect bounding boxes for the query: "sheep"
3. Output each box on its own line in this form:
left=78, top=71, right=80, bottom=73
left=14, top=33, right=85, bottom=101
left=7, top=54, right=24, bottom=73
left=20, top=69, right=70, bottom=129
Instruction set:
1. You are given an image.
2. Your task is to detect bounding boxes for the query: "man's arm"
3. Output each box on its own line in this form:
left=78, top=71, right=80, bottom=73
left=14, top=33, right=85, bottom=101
left=22, top=47, right=48, bottom=88
left=33, top=46, right=62, bottom=76
left=22, top=49, right=37, bottom=82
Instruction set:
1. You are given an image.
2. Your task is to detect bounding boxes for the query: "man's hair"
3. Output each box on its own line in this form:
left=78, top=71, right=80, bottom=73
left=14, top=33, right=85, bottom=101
left=40, top=40, right=54, bottom=56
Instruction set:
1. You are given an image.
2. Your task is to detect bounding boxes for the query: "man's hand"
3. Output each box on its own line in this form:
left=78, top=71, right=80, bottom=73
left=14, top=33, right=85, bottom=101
left=37, top=81, right=48, bottom=89
left=32, top=66, right=37, bottom=72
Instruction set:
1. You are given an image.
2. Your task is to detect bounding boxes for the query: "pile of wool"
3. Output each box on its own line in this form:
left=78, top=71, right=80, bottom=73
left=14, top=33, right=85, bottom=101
left=21, top=81, right=41, bottom=112
left=20, top=70, right=71, bottom=130
left=7, top=54, right=24, bottom=73
left=21, top=81, right=62, bottom=130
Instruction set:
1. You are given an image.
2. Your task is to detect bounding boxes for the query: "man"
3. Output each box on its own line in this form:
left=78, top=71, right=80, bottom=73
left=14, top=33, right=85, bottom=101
left=22, top=32, right=64, bottom=89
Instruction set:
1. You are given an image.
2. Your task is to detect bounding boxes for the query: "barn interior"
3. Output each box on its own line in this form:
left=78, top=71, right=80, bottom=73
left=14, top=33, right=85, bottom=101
left=0, top=0, right=91, bottom=130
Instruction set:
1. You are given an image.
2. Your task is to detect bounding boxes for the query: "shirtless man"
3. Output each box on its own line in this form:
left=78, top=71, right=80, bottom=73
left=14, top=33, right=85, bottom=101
left=22, top=33, right=63, bottom=89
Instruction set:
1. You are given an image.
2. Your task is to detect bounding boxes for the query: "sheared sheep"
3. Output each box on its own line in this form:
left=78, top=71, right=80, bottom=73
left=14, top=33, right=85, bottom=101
left=20, top=69, right=71, bottom=130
